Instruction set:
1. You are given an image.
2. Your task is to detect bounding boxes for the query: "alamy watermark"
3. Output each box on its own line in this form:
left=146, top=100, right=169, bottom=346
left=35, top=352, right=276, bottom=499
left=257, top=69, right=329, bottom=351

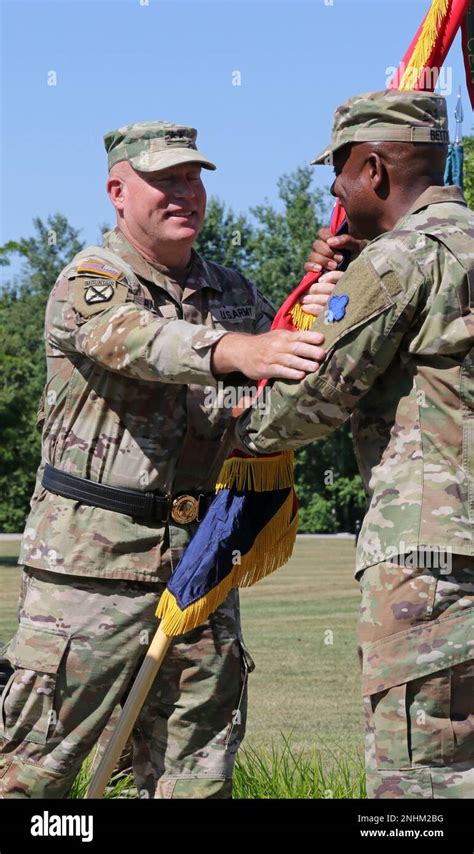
left=384, top=542, right=453, bottom=574
left=31, top=811, right=93, bottom=843
left=385, top=63, right=453, bottom=95
left=203, top=381, right=272, bottom=414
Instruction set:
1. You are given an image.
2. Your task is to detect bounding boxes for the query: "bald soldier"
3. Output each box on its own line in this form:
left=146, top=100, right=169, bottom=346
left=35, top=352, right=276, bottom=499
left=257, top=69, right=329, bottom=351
left=236, top=90, right=474, bottom=799
left=0, top=122, right=327, bottom=799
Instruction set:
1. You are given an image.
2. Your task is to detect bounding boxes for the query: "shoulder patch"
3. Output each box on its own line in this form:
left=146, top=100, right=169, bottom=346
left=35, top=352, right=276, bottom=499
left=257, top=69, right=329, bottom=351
left=325, top=294, right=349, bottom=324
left=72, top=278, right=129, bottom=318
left=76, top=259, right=124, bottom=281
left=310, top=255, right=399, bottom=351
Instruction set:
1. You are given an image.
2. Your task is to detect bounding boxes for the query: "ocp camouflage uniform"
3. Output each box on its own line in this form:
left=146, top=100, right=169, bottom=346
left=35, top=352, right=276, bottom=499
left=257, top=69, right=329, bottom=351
left=0, top=154, right=275, bottom=797
left=238, top=91, right=474, bottom=798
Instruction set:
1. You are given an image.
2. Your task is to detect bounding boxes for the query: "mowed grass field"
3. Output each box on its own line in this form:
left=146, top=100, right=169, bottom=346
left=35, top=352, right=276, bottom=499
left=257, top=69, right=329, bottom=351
left=0, top=537, right=364, bottom=764
left=240, top=537, right=364, bottom=760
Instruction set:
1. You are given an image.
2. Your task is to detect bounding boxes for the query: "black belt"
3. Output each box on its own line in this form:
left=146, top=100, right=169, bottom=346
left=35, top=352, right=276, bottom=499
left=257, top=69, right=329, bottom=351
left=42, top=463, right=214, bottom=524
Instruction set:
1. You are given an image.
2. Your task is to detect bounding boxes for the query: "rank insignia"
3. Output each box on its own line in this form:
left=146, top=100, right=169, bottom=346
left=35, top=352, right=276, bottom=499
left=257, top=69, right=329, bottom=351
left=325, top=293, right=349, bottom=324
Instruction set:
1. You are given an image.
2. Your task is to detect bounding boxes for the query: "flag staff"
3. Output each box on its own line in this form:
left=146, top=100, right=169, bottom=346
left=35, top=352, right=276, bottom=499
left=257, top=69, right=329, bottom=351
left=454, top=86, right=464, bottom=144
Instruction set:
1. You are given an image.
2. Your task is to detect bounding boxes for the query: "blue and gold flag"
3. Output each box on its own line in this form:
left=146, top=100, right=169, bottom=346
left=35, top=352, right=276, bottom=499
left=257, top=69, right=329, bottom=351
left=156, top=451, right=298, bottom=635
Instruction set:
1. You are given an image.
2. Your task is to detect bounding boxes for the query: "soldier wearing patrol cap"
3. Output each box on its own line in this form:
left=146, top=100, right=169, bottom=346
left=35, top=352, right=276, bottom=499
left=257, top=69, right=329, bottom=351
left=237, top=89, right=474, bottom=799
left=0, top=121, right=327, bottom=798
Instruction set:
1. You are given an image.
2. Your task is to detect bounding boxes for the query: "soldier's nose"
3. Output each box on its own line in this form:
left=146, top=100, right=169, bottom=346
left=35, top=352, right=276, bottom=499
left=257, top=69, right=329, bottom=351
left=174, top=181, right=195, bottom=198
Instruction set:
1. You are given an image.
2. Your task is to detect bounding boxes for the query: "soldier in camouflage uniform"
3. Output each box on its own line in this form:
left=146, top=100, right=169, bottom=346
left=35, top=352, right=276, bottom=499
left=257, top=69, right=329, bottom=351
left=237, top=90, right=474, bottom=798
left=0, top=122, right=327, bottom=799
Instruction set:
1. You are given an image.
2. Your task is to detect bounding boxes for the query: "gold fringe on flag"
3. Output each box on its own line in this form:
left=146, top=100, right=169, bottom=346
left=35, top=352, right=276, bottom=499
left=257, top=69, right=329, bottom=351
left=156, top=489, right=299, bottom=635
left=216, top=449, right=295, bottom=492
left=399, top=0, right=450, bottom=90
left=289, top=301, right=316, bottom=331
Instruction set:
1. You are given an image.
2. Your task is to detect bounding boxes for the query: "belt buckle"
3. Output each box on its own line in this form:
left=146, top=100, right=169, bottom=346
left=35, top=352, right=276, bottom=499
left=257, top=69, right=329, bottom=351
left=171, top=494, right=199, bottom=524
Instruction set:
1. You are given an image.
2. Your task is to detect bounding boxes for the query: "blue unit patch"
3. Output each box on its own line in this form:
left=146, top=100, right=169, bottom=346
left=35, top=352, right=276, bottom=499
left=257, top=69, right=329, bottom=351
left=325, top=294, right=349, bottom=324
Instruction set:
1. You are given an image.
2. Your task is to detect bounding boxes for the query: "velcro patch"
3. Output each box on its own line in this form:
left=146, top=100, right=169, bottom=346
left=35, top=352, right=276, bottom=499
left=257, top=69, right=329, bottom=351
left=309, top=255, right=400, bottom=352
left=76, top=259, right=124, bottom=281
left=72, top=278, right=129, bottom=318
left=84, top=280, right=115, bottom=305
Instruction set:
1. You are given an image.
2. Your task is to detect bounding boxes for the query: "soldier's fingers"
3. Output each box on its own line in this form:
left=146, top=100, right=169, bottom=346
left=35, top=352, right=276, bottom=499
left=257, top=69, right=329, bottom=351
left=290, top=343, right=326, bottom=362
left=300, top=294, right=329, bottom=307
left=305, top=281, right=335, bottom=296
left=312, top=238, right=334, bottom=256
left=327, top=235, right=348, bottom=247
left=318, top=227, right=332, bottom=240
left=327, top=234, right=366, bottom=257
left=306, top=254, right=341, bottom=272
left=319, top=270, right=344, bottom=285
left=269, top=366, right=307, bottom=380
left=294, top=330, right=326, bottom=345
left=304, top=260, right=323, bottom=274
left=309, top=240, right=339, bottom=262
left=285, top=355, right=322, bottom=373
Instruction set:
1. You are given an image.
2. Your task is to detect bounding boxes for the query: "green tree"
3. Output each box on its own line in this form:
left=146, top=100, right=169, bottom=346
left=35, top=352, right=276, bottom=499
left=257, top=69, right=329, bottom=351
left=195, top=197, right=254, bottom=273
left=0, top=215, right=84, bottom=531
left=295, top=430, right=367, bottom=534
left=247, top=166, right=330, bottom=307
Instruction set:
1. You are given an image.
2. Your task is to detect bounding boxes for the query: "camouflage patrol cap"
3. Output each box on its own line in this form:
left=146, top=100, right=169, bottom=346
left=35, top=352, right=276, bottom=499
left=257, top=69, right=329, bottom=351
left=104, top=121, right=216, bottom=172
left=311, top=90, right=449, bottom=166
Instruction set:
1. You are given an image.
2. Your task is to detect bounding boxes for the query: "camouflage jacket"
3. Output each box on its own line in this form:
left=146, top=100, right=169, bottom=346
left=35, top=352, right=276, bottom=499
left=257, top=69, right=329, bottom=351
left=238, top=186, right=474, bottom=575
left=20, top=227, right=274, bottom=581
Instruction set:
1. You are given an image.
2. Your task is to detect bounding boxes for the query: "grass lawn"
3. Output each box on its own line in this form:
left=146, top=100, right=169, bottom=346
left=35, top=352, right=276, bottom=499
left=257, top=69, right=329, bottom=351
left=0, top=540, right=23, bottom=654
left=240, top=537, right=364, bottom=760
left=0, top=536, right=364, bottom=765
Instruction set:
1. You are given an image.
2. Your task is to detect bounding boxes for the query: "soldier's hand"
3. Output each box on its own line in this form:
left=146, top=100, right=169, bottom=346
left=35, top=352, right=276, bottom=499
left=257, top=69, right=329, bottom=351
left=304, top=227, right=366, bottom=273
left=299, top=270, right=344, bottom=317
left=212, top=329, right=326, bottom=380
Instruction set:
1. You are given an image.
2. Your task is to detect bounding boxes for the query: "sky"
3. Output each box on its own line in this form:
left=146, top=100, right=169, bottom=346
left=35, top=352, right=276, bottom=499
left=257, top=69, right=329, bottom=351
left=1, top=0, right=471, bottom=262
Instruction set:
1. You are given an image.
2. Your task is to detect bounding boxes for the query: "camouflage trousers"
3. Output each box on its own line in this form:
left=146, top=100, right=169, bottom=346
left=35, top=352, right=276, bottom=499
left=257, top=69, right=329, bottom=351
left=357, top=553, right=474, bottom=799
left=0, top=567, right=252, bottom=799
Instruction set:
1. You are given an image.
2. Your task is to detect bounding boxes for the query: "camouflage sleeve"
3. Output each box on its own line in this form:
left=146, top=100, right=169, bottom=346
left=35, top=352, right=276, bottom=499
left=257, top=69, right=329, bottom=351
left=46, top=274, right=228, bottom=387
left=236, top=236, right=426, bottom=453
left=253, top=287, right=277, bottom=332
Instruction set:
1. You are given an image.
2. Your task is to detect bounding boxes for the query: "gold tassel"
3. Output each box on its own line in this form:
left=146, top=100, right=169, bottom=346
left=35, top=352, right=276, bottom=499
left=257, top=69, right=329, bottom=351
left=156, top=491, right=299, bottom=635
left=216, top=450, right=295, bottom=492
left=399, top=0, right=450, bottom=90
left=290, top=301, right=316, bottom=331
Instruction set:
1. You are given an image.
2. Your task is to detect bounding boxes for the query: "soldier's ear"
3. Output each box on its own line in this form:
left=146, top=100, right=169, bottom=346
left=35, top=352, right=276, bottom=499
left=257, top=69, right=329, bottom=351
left=107, top=175, right=126, bottom=211
left=367, top=153, right=387, bottom=195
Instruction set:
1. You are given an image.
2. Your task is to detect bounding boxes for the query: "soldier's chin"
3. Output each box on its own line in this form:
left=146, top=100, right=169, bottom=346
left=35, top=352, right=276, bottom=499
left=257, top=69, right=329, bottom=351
left=345, top=216, right=365, bottom=241
left=166, top=218, right=199, bottom=240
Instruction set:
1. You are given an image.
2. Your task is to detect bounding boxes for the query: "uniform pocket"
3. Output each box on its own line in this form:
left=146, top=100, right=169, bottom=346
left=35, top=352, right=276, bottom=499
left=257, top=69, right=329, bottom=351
left=370, top=682, right=412, bottom=770
left=357, top=561, right=439, bottom=651
left=368, top=668, right=456, bottom=772
left=407, top=670, right=454, bottom=766
left=0, top=624, right=70, bottom=745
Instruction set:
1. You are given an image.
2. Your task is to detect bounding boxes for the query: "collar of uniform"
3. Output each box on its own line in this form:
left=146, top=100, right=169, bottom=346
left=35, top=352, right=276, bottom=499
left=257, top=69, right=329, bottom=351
left=394, top=184, right=466, bottom=229
left=103, top=228, right=222, bottom=296
left=102, top=227, right=187, bottom=290
left=102, top=227, right=165, bottom=286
